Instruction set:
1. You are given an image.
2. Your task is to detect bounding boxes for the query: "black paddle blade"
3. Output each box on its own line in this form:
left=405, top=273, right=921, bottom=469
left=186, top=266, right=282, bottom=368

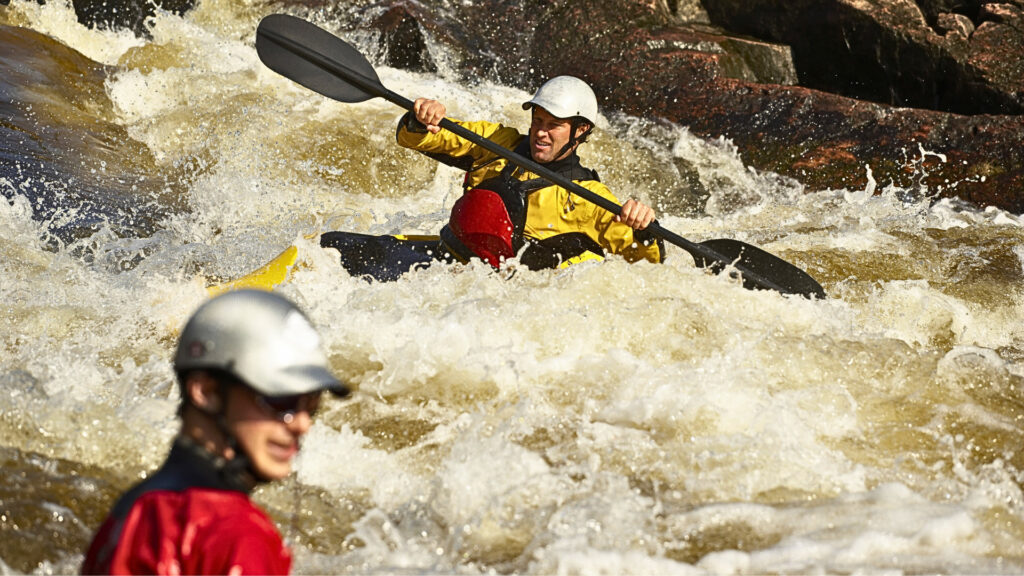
left=256, top=14, right=381, bottom=103
left=694, top=238, right=826, bottom=299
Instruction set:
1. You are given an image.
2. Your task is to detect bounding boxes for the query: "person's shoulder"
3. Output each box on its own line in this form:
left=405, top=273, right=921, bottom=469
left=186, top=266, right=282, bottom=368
left=458, top=118, right=522, bottom=143
left=183, top=489, right=288, bottom=563
left=576, top=178, right=614, bottom=197
left=186, top=492, right=291, bottom=575
left=182, top=487, right=274, bottom=522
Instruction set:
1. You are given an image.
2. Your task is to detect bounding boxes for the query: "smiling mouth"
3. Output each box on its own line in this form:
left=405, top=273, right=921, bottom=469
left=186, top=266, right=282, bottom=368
left=269, top=441, right=298, bottom=461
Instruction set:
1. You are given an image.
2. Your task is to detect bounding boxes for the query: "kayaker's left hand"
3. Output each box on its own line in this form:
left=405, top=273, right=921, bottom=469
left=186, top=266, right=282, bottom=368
left=616, top=198, right=656, bottom=230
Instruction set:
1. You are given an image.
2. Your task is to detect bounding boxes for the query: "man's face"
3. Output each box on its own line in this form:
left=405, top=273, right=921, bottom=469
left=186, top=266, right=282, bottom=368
left=529, top=107, right=587, bottom=163
left=226, top=385, right=321, bottom=481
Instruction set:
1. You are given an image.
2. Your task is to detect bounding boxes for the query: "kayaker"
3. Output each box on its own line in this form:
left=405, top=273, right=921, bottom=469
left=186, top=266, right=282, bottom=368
left=396, top=75, right=665, bottom=269
left=82, top=290, right=349, bottom=575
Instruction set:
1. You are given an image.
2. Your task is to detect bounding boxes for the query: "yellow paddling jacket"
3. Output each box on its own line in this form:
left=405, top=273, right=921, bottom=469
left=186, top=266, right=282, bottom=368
left=396, top=114, right=664, bottom=268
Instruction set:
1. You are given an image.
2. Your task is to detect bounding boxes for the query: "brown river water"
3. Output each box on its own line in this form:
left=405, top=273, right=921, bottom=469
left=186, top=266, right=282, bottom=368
left=1, top=0, right=1023, bottom=573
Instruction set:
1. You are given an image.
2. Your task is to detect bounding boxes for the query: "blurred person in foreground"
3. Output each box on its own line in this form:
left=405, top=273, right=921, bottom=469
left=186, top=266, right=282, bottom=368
left=82, top=289, right=349, bottom=575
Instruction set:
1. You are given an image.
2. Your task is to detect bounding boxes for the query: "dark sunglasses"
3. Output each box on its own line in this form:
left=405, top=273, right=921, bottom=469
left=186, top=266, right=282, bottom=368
left=253, top=390, right=323, bottom=422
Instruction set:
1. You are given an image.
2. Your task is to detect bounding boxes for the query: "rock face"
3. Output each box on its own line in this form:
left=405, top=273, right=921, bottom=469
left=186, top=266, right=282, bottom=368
left=701, top=0, right=1024, bottom=115
left=370, top=4, right=436, bottom=72
left=526, top=0, right=1024, bottom=212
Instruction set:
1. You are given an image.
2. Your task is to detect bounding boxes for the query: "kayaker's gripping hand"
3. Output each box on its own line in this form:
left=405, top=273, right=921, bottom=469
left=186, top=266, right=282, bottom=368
left=403, top=112, right=428, bottom=133
left=413, top=98, right=446, bottom=134
left=616, top=198, right=656, bottom=230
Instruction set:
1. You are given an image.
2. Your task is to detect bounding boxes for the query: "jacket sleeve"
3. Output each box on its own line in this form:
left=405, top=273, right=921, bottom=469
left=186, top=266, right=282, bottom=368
left=395, top=113, right=522, bottom=171
left=584, top=181, right=665, bottom=264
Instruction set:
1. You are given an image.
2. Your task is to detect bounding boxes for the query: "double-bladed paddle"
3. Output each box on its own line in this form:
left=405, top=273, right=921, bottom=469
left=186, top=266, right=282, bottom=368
left=255, top=13, right=826, bottom=299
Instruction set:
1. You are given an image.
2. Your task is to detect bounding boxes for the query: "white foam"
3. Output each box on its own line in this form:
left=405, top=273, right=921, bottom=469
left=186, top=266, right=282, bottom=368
left=4, top=4, right=1024, bottom=572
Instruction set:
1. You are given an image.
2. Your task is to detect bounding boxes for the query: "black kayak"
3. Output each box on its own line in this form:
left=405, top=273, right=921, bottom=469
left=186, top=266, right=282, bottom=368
left=209, top=232, right=453, bottom=293
left=319, top=231, right=449, bottom=282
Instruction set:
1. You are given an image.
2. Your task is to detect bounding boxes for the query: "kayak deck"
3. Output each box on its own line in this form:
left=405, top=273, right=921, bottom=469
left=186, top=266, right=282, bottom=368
left=320, top=231, right=447, bottom=282
left=207, top=232, right=447, bottom=293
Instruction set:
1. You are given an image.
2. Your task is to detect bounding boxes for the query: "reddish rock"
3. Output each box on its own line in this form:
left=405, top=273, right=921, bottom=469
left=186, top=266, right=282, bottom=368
left=700, top=0, right=1024, bottom=115
left=969, top=6, right=1024, bottom=106
left=525, top=0, right=1024, bottom=212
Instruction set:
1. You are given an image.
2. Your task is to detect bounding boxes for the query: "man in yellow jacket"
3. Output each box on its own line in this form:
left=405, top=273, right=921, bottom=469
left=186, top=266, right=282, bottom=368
left=396, top=76, right=664, bottom=270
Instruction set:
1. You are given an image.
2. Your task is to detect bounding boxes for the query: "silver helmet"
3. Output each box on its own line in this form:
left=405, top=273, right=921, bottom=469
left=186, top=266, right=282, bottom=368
left=174, top=289, right=349, bottom=397
left=522, top=75, right=598, bottom=124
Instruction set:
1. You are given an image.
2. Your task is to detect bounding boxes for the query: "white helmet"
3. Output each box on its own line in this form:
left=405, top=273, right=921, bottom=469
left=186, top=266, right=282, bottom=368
left=174, top=290, right=348, bottom=398
left=522, top=75, right=598, bottom=124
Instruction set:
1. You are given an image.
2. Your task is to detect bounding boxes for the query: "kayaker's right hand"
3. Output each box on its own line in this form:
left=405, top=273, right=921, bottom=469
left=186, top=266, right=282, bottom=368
left=413, top=98, right=446, bottom=134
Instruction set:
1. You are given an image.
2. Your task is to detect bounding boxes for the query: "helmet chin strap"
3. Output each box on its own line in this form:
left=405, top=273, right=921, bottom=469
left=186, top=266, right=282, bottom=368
left=202, top=382, right=270, bottom=491
left=551, top=118, right=592, bottom=162
left=215, top=415, right=265, bottom=490
left=552, top=142, right=575, bottom=163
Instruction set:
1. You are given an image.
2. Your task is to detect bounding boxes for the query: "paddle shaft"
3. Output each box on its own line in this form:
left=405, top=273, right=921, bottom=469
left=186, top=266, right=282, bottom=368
left=260, top=24, right=820, bottom=297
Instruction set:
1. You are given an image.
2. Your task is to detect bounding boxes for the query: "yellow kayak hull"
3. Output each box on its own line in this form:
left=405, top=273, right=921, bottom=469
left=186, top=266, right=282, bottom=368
left=207, top=245, right=300, bottom=295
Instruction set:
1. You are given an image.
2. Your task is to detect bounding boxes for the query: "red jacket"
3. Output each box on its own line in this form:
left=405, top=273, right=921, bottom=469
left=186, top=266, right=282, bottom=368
left=82, top=439, right=291, bottom=575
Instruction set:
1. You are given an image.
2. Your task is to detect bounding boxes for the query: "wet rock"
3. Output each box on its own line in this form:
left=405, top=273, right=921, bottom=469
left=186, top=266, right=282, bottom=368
left=71, top=0, right=193, bottom=37
left=936, top=12, right=975, bottom=43
left=369, top=4, right=435, bottom=72
left=527, top=1, right=799, bottom=86
left=0, top=25, right=184, bottom=242
left=523, top=0, right=1024, bottom=213
left=700, top=0, right=1024, bottom=115
left=326, top=0, right=536, bottom=85
left=916, top=0, right=983, bottom=29
left=968, top=4, right=1024, bottom=111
